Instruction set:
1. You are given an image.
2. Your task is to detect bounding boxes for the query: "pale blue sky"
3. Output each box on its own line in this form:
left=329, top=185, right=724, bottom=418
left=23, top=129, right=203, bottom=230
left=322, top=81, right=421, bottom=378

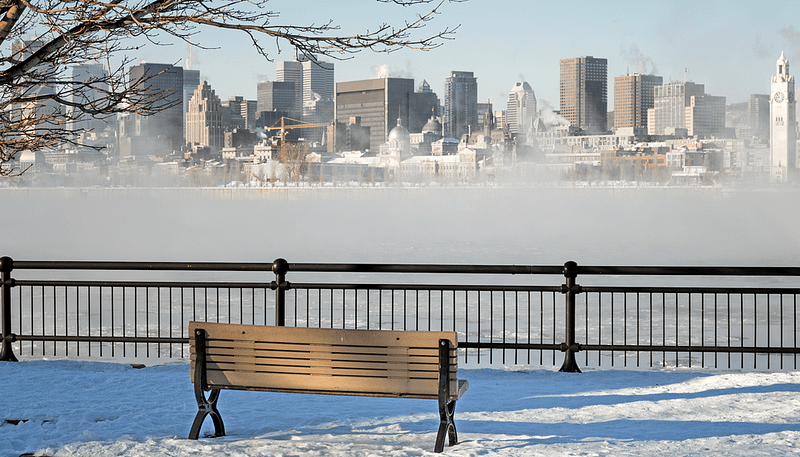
left=134, top=0, right=800, bottom=109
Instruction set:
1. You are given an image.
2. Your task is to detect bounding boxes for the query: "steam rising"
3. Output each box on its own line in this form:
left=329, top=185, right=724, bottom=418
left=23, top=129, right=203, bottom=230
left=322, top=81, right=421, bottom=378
left=370, top=63, right=413, bottom=79
left=4, top=188, right=799, bottom=268
left=621, top=44, right=658, bottom=75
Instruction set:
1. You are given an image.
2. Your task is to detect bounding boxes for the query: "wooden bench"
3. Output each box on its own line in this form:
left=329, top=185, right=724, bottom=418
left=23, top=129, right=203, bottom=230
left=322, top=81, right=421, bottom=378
left=188, top=321, right=469, bottom=453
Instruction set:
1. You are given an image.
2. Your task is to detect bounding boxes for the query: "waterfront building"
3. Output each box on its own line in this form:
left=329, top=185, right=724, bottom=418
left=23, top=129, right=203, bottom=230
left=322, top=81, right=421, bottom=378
left=770, top=51, right=797, bottom=182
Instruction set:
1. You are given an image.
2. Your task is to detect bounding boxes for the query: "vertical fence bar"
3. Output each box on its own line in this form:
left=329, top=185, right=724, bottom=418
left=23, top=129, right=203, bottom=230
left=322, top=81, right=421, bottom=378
left=0, top=257, right=17, bottom=362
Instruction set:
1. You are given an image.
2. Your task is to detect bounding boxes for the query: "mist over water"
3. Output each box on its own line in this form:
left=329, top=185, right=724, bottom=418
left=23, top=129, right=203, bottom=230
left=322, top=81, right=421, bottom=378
left=3, top=187, right=799, bottom=267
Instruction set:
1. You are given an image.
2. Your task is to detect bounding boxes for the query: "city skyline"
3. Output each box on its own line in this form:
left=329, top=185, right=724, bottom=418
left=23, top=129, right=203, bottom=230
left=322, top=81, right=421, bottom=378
left=127, top=0, right=799, bottom=109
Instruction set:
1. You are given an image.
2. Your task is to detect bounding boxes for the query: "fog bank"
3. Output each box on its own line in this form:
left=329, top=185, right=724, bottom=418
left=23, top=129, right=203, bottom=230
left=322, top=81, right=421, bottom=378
left=3, top=186, right=798, bottom=267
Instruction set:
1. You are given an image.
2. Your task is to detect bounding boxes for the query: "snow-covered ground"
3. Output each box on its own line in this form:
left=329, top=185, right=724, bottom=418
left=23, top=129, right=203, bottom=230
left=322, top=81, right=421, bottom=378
left=4, top=187, right=800, bottom=455
left=2, top=360, right=800, bottom=456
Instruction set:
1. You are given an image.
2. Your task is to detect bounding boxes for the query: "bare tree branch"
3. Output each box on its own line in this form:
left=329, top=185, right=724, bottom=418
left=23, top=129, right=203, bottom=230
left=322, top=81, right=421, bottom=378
left=0, top=0, right=464, bottom=176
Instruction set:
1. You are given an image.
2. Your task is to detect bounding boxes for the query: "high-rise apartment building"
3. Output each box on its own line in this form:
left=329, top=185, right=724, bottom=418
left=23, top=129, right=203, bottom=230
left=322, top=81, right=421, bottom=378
left=770, top=51, right=797, bottom=182
left=506, top=82, right=537, bottom=137
left=186, top=81, right=223, bottom=151
left=559, top=56, right=607, bottom=134
left=613, top=73, right=662, bottom=131
left=443, top=71, right=478, bottom=140
left=127, top=62, right=184, bottom=153
left=335, top=77, right=439, bottom=151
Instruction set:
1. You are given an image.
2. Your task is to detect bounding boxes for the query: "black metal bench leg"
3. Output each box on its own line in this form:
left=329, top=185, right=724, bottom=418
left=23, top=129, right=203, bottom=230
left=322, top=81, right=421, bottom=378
left=189, top=388, right=225, bottom=439
left=435, top=399, right=458, bottom=453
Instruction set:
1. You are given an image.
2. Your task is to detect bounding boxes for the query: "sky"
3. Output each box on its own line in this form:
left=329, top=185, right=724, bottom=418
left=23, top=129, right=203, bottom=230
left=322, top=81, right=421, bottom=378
left=129, top=0, right=800, bottom=111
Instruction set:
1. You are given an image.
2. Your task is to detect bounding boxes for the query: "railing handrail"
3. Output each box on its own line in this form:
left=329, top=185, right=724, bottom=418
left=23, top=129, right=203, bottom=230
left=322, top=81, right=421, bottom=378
left=10, top=260, right=800, bottom=277
left=4, top=256, right=800, bottom=370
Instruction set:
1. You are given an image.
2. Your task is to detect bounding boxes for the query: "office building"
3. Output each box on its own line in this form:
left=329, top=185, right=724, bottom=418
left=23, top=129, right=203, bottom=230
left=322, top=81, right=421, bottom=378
left=746, top=94, right=770, bottom=141
left=647, top=81, right=726, bottom=138
left=276, top=60, right=303, bottom=119
left=69, top=63, right=111, bottom=133
left=126, top=62, right=184, bottom=154
left=186, top=81, right=223, bottom=151
left=335, top=77, right=439, bottom=151
left=257, top=81, right=296, bottom=119
left=443, top=71, right=478, bottom=139
left=183, top=69, right=200, bottom=113
left=613, top=73, right=662, bottom=131
left=506, top=82, right=537, bottom=137
left=560, top=56, right=607, bottom=133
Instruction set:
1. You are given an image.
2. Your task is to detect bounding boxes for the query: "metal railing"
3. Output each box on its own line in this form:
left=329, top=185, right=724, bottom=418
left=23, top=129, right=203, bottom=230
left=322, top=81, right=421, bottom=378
left=2, top=256, right=800, bottom=371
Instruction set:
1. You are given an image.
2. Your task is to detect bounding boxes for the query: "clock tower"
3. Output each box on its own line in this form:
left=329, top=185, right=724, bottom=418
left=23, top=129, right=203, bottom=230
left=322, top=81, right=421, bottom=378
left=770, top=51, right=797, bottom=182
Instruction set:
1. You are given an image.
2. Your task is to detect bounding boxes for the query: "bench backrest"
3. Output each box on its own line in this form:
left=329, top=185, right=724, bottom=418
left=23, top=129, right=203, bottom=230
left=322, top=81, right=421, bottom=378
left=189, top=322, right=460, bottom=400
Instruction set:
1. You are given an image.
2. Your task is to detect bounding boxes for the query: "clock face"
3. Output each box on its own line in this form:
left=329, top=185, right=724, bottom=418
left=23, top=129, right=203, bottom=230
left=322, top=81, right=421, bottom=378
left=774, top=92, right=785, bottom=103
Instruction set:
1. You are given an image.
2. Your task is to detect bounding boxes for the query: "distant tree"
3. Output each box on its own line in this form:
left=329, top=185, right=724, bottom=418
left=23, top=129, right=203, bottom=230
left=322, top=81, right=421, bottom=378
left=281, top=141, right=308, bottom=185
left=0, top=0, right=463, bottom=176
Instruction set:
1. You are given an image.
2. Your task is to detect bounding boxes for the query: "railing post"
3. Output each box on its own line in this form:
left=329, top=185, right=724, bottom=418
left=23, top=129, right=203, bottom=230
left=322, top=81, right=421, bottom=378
left=0, top=256, right=18, bottom=362
left=272, top=258, right=289, bottom=327
left=559, top=260, right=581, bottom=373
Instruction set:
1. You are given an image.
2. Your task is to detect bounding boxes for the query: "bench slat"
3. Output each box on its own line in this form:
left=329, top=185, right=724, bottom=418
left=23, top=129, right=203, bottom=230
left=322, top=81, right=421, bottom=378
left=200, top=339, right=443, bottom=357
left=203, top=355, right=441, bottom=373
left=195, top=323, right=456, bottom=348
left=204, top=369, right=461, bottom=399
left=203, top=350, right=442, bottom=365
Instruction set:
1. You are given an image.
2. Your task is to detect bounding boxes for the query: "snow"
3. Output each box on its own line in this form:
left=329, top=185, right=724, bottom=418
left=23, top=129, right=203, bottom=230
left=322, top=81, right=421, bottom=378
left=3, top=360, right=800, bottom=456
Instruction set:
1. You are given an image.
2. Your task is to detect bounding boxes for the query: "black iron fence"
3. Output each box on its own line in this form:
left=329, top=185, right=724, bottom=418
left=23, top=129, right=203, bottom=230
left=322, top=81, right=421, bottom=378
left=2, top=256, right=800, bottom=371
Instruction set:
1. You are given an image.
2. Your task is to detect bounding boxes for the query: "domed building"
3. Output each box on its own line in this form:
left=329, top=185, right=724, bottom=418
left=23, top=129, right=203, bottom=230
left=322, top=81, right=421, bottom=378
left=410, top=113, right=443, bottom=155
left=421, top=115, right=442, bottom=137
left=18, top=150, right=47, bottom=173
left=380, top=118, right=411, bottom=156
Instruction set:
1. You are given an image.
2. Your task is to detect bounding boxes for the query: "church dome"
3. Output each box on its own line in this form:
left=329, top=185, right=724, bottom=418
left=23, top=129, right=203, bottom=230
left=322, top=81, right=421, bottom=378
left=388, top=118, right=410, bottom=141
left=422, top=116, right=442, bottom=135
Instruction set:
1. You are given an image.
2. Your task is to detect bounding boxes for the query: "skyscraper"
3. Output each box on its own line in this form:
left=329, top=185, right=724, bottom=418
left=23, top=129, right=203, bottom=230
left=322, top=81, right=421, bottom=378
left=506, top=82, right=537, bottom=137
left=185, top=81, right=223, bottom=151
left=257, top=81, right=296, bottom=118
left=559, top=56, right=607, bottom=134
left=70, top=63, right=110, bottom=133
left=770, top=51, right=797, bottom=182
left=276, top=60, right=303, bottom=119
left=747, top=94, right=770, bottom=141
left=613, top=73, right=662, bottom=131
left=443, top=71, right=478, bottom=140
left=127, top=62, right=184, bottom=154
